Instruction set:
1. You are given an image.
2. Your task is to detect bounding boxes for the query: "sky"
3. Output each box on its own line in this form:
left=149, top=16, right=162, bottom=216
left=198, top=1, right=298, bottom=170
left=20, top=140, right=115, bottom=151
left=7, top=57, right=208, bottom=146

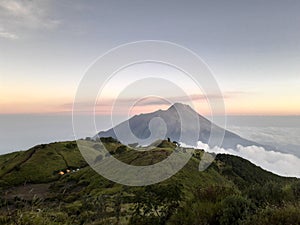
left=1, top=0, right=300, bottom=115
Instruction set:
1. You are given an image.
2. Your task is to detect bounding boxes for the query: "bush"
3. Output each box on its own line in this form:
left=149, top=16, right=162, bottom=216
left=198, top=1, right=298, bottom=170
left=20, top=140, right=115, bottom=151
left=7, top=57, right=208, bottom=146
left=218, top=195, right=252, bottom=225
left=291, top=180, right=300, bottom=200
left=244, top=204, right=300, bottom=225
left=130, top=183, right=183, bottom=225
left=115, top=145, right=127, bottom=154
left=168, top=201, right=220, bottom=225
left=100, top=137, right=120, bottom=144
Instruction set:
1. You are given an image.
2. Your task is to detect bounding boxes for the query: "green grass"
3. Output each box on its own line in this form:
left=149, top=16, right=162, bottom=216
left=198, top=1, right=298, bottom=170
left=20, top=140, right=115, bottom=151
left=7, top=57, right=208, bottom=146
left=0, top=139, right=299, bottom=225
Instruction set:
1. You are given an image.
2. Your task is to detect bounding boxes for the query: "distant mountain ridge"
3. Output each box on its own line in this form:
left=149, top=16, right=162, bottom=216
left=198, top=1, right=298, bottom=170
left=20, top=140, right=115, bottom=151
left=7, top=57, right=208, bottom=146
left=97, top=103, right=262, bottom=149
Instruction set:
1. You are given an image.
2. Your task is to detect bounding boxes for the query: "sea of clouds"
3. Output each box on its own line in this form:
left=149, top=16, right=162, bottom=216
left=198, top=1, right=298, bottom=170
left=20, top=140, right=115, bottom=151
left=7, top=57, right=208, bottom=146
left=189, top=141, right=300, bottom=178
left=227, top=126, right=300, bottom=157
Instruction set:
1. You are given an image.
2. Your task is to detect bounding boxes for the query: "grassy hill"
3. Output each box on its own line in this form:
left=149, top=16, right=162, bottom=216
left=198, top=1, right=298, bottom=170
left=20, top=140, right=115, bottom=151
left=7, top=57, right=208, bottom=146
left=0, top=138, right=299, bottom=225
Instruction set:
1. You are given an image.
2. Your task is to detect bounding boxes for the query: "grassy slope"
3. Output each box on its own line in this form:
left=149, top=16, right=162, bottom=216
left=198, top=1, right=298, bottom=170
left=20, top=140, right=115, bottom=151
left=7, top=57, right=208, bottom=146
left=0, top=139, right=298, bottom=225
left=0, top=139, right=294, bottom=188
left=0, top=142, right=88, bottom=186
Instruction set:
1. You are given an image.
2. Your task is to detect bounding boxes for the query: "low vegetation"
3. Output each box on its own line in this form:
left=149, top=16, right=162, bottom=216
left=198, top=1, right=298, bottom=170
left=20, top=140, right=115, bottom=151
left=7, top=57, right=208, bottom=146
left=0, top=138, right=299, bottom=224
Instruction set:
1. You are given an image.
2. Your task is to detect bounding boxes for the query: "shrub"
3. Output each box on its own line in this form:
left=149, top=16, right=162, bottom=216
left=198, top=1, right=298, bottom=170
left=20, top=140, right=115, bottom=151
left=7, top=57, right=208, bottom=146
left=218, top=195, right=252, bottom=225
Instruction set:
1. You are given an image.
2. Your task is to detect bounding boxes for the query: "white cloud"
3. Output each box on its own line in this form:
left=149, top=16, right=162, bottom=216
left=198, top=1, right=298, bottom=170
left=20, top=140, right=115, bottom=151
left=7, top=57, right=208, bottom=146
left=0, top=31, right=18, bottom=40
left=227, top=126, right=300, bottom=158
left=188, top=141, right=300, bottom=178
left=0, top=0, right=60, bottom=39
left=228, top=126, right=300, bottom=147
left=0, top=0, right=31, bottom=16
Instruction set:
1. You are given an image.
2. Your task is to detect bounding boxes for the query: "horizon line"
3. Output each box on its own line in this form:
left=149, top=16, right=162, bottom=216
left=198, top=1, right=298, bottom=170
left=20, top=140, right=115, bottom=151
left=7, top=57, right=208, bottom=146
left=1, top=112, right=300, bottom=117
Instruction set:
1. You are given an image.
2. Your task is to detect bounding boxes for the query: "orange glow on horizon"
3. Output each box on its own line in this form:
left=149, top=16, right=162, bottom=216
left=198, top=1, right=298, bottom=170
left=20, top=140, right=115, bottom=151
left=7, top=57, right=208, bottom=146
left=1, top=99, right=299, bottom=116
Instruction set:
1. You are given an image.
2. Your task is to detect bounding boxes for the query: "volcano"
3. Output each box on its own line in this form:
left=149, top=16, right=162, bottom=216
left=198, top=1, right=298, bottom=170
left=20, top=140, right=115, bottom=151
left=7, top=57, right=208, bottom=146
left=97, top=103, right=261, bottom=149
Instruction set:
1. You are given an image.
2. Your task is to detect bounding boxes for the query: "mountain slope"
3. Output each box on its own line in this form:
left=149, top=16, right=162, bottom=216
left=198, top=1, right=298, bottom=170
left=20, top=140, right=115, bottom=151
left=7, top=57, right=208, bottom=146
left=0, top=140, right=288, bottom=188
left=97, top=103, right=262, bottom=149
left=0, top=139, right=299, bottom=225
left=0, top=139, right=299, bottom=224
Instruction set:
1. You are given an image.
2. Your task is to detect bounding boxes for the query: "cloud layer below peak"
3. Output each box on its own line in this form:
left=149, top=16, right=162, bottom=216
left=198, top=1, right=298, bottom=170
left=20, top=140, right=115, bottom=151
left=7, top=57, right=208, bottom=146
left=182, top=141, right=300, bottom=178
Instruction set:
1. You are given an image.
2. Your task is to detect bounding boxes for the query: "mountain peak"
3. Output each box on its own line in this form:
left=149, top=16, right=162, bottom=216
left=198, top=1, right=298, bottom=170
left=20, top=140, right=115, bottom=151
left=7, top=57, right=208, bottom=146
left=167, top=102, right=195, bottom=113
left=97, top=102, right=261, bottom=149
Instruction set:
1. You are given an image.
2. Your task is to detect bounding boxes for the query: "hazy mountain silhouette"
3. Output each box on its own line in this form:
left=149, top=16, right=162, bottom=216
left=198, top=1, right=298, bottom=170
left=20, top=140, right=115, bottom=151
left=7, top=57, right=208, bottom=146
left=97, top=103, right=262, bottom=149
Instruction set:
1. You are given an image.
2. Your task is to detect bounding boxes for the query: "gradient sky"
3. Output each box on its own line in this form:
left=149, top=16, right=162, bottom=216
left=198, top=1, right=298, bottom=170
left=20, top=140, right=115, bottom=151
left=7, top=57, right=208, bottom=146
left=1, top=0, right=300, bottom=115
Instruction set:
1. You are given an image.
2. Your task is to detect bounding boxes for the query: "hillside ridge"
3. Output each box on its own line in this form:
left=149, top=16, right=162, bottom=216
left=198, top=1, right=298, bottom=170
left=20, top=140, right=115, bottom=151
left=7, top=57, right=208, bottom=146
left=0, top=139, right=299, bottom=225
